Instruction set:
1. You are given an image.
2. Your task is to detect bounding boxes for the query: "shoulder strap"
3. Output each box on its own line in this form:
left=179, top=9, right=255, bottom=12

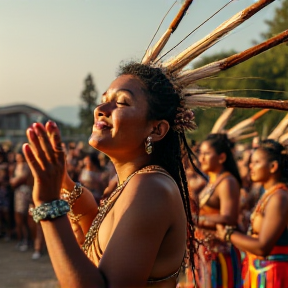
left=199, top=172, right=231, bottom=208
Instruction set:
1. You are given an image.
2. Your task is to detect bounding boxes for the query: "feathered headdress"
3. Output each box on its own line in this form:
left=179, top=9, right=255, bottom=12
left=140, top=0, right=288, bottom=132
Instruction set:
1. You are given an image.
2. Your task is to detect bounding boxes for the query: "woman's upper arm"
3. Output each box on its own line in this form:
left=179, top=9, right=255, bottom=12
left=218, top=177, right=240, bottom=223
left=258, top=191, right=288, bottom=253
left=98, top=175, right=175, bottom=287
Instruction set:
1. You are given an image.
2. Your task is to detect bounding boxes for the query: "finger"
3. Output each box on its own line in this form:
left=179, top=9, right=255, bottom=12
left=22, top=143, right=43, bottom=179
left=45, top=121, right=63, bottom=153
left=32, top=122, right=57, bottom=163
left=26, top=127, right=50, bottom=169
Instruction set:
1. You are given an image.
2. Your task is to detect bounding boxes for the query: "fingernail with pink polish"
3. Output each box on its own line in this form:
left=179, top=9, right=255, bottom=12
left=50, top=121, right=57, bottom=128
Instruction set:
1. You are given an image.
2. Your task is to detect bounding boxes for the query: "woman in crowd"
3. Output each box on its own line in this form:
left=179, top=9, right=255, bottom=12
left=78, top=151, right=110, bottom=205
left=216, top=139, right=288, bottom=288
left=9, top=150, right=33, bottom=251
left=23, top=63, right=200, bottom=288
left=194, top=133, right=242, bottom=288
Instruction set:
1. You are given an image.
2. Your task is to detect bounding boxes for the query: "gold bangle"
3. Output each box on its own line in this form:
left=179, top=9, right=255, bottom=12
left=61, top=182, right=83, bottom=223
left=61, top=182, right=83, bottom=208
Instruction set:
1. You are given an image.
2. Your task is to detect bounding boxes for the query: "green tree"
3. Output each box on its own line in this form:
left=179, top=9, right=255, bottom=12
left=79, top=74, right=98, bottom=136
left=189, top=0, right=288, bottom=141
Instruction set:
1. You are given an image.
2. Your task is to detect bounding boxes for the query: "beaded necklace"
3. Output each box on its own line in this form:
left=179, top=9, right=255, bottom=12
left=248, top=182, right=288, bottom=235
left=82, top=165, right=166, bottom=254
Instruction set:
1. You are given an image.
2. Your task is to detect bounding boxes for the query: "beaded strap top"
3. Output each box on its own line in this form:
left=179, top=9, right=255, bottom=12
left=198, top=172, right=231, bottom=208
left=82, top=165, right=172, bottom=256
left=249, top=183, right=288, bottom=234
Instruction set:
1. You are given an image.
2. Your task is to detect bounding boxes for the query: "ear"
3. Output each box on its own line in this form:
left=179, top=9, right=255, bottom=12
left=218, top=152, right=227, bottom=165
left=269, top=160, right=279, bottom=174
left=149, top=120, right=170, bottom=142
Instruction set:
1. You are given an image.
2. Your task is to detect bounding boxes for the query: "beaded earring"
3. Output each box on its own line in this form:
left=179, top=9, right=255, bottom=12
left=145, top=136, right=153, bottom=155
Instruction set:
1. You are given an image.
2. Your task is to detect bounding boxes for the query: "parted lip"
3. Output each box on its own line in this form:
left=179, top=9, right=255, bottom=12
left=94, top=120, right=112, bottom=130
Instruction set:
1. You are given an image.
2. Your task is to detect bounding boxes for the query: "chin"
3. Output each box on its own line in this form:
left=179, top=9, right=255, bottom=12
left=88, top=133, right=112, bottom=154
left=88, top=133, right=103, bottom=149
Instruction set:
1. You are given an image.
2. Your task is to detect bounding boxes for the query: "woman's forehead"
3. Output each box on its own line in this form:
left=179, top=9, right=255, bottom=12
left=104, top=75, right=145, bottom=96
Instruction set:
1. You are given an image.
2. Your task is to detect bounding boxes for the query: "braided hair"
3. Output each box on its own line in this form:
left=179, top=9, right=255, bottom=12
left=258, top=139, right=288, bottom=183
left=118, top=62, right=200, bottom=271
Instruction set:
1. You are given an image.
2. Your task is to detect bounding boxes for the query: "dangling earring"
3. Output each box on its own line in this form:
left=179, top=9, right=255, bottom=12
left=145, top=136, right=153, bottom=155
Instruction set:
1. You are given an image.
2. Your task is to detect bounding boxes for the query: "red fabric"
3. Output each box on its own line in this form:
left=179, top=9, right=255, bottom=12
left=242, top=246, right=288, bottom=288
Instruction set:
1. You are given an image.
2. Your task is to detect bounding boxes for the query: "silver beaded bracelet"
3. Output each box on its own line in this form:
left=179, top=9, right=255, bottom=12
left=30, top=199, right=70, bottom=223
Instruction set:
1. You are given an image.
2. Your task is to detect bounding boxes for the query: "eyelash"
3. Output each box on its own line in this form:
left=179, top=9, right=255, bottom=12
left=116, top=101, right=128, bottom=106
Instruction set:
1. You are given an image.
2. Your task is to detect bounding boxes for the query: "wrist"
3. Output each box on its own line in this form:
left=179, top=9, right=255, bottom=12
left=33, top=197, right=60, bottom=208
left=30, top=199, right=70, bottom=223
left=61, top=173, right=75, bottom=191
left=224, top=225, right=237, bottom=242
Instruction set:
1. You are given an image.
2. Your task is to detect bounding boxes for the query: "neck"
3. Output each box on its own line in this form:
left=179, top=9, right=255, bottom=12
left=208, top=168, right=225, bottom=183
left=110, top=154, right=152, bottom=185
left=263, top=177, right=282, bottom=190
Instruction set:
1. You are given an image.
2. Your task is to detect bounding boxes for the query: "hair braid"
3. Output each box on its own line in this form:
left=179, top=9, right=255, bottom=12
left=118, top=62, right=201, bottom=271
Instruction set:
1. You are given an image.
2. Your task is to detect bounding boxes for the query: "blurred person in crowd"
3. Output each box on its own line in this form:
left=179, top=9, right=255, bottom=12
left=66, top=142, right=80, bottom=182
left=78, top=152, right=110, bottom=205
left=28, top=203, right=45, bottom=260
left=10, top=149, right=33, bottom=251
left=184, top=141, right=206, bottom=205
left=0, top=166, right=11, bottom=239
left=98, top=152, right=116, bottom=181
left=217, top=139, right=288, bottom=288
left=193, top=133, right=242, bottom=288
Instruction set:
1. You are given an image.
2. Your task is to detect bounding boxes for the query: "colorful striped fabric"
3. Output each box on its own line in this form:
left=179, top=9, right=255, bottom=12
left=242, top=245, right=288, bottom=288
left=179, top=244, right=242, bottom=288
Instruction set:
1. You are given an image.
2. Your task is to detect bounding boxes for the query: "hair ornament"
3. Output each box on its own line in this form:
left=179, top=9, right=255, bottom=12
left=173, top=107, right=197, bottom=133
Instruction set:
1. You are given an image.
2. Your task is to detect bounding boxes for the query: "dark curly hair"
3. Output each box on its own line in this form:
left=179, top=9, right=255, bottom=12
left=258, top=139, right=288, bottom=182
left=203, top=133, right=242, bottom=186
left=118, top=62, right=202, bottom=272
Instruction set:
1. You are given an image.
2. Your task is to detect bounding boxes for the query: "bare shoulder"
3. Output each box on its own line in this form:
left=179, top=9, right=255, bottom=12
left=115, top=171, right=183, bottom=222
left=217, top=174, right=240, bottom=195
left=267, top=189, right=288, bottom=209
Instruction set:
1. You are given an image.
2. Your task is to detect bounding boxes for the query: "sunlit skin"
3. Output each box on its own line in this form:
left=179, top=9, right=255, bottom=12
left=216, top=148, right=288, bottom=257
left=23, top=74, right=187, bottom=288
left=197, top=141, right=240, bottom=229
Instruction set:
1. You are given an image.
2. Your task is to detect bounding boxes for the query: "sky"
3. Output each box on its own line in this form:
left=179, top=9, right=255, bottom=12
left=0, top=0, right=283, bottom=114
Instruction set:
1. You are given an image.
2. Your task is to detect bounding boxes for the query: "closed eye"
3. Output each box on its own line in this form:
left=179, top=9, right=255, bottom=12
left=116, top=101, right=129, bottom=106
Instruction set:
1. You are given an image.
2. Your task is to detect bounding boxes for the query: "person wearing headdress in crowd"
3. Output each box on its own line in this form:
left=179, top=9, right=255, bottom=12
left=216, top=139, right=288, bottom=288
left=23, top=62, right=200, bottom=287
left=18, top=0, right=288, bottom=285
left=193, top=133, right=242, bottom=288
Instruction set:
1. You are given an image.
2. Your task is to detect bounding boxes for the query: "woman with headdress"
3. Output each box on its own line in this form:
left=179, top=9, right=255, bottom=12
left=23, top=63, right=200, bottom=287
left=193, top=133, right=242, bottom=288
left=216, top=139, right=288, bottom=288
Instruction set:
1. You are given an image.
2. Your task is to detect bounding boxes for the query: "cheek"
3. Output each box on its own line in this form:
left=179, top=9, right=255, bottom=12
left=251, top=163, right=269, bottom=179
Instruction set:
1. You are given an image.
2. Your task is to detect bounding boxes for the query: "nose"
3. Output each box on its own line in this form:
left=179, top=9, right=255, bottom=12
left=94, top=102, right=112, bottom=118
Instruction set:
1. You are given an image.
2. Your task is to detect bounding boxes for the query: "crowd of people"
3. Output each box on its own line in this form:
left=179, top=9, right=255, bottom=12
left=1, top=127, right=287, bottom=287
left=0, top=140, right=117, bottom=260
